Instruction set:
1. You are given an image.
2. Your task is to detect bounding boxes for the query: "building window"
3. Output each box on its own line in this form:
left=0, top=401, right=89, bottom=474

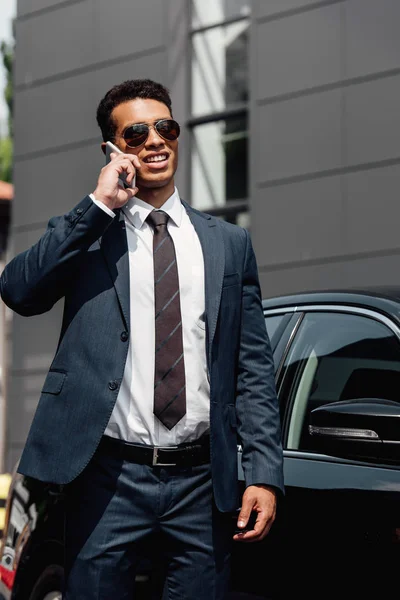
left=189, top=0, right=250, bottom=227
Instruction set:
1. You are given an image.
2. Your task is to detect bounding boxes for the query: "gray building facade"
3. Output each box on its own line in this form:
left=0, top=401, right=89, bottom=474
left=5, top=0, right=400, bottom=469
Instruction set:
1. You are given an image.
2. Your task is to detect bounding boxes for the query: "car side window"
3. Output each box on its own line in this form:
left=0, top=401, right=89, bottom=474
left=264, top=313, right=293, bottom=353
left=278, top=311, right=400, bottom=452
left=264, top=314, right=286, bottom=347
left=265, top=315, right=284, bottom=339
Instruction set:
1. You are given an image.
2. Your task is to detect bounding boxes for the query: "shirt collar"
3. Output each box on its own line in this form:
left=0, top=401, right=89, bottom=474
left=122, top=187, right=183, bottom=230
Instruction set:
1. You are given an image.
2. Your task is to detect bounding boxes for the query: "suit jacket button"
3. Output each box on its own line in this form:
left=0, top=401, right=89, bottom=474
left=120, top=331, right=129, bottom=342
left=76, top=208, right=83, bottom=215
left=108, top=380, right=118, bottom=391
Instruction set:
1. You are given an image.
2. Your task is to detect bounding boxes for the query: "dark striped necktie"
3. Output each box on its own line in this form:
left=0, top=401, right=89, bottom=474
left=147, top=210, right=186, bottom=429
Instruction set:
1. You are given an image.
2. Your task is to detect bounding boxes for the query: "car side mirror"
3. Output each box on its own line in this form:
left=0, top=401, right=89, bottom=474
left=309, top=398, right=400, bottom=464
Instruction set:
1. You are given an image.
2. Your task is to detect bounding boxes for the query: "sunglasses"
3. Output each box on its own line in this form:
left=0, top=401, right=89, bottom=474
left=121, top=119, right=180, bottom=148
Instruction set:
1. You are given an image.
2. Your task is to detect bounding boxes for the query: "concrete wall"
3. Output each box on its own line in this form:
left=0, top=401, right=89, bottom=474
left=7, top=0, right=190, bottom=470
left=250, top=0, right=400, bottom=296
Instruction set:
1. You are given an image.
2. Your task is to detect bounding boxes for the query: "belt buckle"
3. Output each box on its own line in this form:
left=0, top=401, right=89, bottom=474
left=152, top=446, right=178, bottom=466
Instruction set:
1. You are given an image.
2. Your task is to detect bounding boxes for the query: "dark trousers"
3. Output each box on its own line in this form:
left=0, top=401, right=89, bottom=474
left=63, top=447, right=233, bottom=599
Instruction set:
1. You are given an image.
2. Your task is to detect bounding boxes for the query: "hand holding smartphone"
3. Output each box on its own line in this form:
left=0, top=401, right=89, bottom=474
left=105, top=141, right=136, bottom=189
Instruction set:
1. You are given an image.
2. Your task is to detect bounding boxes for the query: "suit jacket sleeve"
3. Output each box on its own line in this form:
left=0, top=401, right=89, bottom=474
left=235, top=230, right=284, bottom=495
left=0, top=196, right=113, bottom=316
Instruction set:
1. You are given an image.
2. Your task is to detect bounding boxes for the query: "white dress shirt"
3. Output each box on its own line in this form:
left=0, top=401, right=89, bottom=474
left=91, top=189, right=210, bottom=446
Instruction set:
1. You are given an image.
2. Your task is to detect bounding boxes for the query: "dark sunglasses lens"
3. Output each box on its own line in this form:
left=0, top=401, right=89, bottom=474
left=123, top=124, right=149, bottom=147
left=156, top=119, right=180, bottom=141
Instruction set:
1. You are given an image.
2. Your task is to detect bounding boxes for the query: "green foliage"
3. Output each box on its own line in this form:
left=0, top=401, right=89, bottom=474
left=1, top=41, right=13, bottom=137
left=0, top=39, right=13, bottom=183
left=0, top=137, right=12, bottom=183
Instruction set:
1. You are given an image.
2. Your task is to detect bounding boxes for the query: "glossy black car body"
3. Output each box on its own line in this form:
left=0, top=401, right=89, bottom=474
left=1, top=288, right=400, bottom=599
left=232, top=288, right=400, bottom=599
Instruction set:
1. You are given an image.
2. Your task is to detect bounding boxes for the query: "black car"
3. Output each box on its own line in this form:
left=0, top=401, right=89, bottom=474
left=1, top=288, right=400, bottom=599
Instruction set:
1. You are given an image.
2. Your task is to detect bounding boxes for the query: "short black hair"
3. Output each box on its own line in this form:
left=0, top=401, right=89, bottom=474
left=96, top=79, right=173, bottom=143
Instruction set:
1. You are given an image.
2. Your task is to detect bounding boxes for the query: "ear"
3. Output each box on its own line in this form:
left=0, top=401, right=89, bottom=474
left=101, top=142, right=106, bottom=155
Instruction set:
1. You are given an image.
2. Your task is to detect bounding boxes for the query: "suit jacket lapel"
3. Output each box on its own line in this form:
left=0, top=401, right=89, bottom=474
left=184, top=202, right=225, bottom=367
left=100, top=209, right=130, bottom=332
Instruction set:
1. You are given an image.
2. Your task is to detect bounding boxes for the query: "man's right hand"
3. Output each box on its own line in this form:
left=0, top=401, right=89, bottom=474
left=92, top=151, right=140, bottom=211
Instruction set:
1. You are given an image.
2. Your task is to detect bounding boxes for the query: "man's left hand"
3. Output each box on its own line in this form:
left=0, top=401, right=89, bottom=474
left=233, top=484, right=277, bottom=543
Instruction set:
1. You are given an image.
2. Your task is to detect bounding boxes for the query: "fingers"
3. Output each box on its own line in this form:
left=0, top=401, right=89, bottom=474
left=94, top=152, right=140, bottom=210
left=114, top=186, right=139, bottom=207
left=234, top=504, right=259, bottom=541
left=233, top=485, right=278, bottom=544
left=122, top=186, right=139, bottom=200
left=116, top=158, right=136, bottom=181
left=233, top=510, right=273, bottom=543
left=110, top=151, right=141, bottom=171
left=235, top=505, right=253, bottom=532
left=112, top=154, right=140, bottom=191
left=131, top=155, right=141, bottom=170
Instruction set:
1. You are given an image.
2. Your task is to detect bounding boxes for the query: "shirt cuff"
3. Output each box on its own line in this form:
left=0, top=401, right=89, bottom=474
left=90, top=194, right=116, bottom=218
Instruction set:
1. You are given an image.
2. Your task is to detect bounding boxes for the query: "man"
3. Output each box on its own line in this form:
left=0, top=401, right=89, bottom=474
left=0, top=79, right=284, bottom=599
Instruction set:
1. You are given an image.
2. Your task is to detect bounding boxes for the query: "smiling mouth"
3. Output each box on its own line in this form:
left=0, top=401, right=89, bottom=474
left=144, top=154, right=169, bottom=164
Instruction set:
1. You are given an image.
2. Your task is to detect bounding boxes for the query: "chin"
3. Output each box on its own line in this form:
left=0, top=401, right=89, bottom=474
left=140, top=175, right=174, bottom=189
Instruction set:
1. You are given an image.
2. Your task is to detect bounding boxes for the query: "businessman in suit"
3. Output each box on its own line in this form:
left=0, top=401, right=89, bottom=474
left=0, top=79, right=284, bottom=599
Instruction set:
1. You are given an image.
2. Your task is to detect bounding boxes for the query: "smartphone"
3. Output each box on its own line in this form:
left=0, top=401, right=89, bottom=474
left=105, top=141, right=136, bottom=189
left=234, top=510, right=258, bottom=534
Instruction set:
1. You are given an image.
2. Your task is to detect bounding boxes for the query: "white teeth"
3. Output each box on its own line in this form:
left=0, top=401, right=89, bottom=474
left=147, top=155, right=167, bottom=163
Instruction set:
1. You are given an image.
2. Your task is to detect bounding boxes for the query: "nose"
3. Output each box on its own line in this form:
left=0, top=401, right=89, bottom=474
left=145, top=125, right=164, bottom=148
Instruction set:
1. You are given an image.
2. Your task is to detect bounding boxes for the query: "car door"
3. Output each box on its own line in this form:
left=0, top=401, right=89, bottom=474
left=277, top=305, right=400, bottom=598
left=230, top=309, right=301, bottom=600
left=264, top=310, right=302, bottom=370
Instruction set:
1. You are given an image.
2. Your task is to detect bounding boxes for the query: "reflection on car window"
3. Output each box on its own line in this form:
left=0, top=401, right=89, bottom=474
left=265, top=315, right=284, bottom=346
left=279, top=312, right=400, bottom=452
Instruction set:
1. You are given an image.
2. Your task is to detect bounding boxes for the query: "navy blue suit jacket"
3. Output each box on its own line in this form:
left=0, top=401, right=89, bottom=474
left=0, top=196, right=284, bottom=511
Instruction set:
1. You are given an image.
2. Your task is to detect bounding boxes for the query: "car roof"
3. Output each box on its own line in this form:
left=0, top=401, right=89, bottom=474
left=262, top=286, right=400, bottom=326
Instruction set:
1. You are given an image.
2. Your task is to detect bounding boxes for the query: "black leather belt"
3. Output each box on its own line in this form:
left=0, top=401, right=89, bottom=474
left=98, top=434, right=210, bottom=467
